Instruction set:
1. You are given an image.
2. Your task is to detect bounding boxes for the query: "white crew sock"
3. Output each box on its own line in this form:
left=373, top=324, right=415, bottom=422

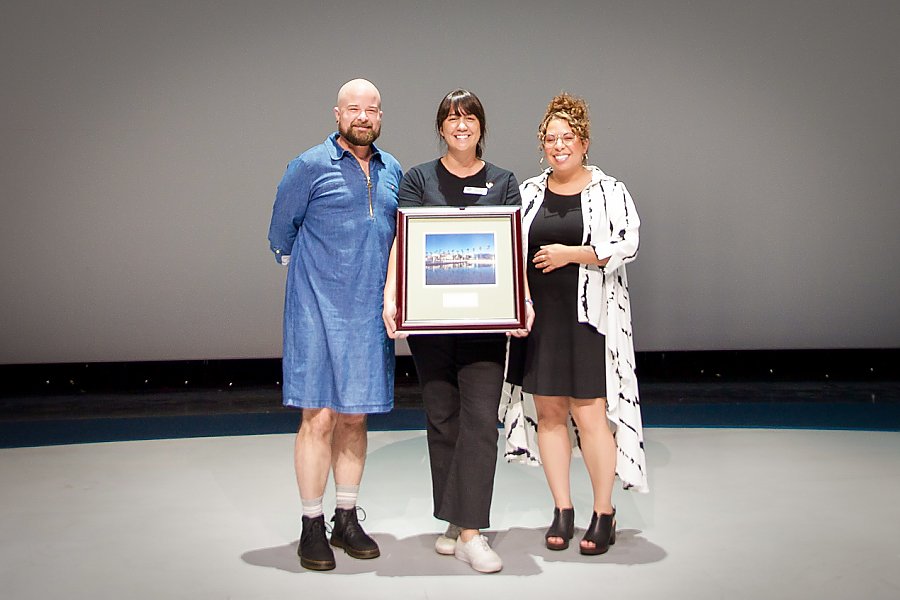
left=335, top=484, right=359, bottom=510
left=301, top=495, right=324, bottom=519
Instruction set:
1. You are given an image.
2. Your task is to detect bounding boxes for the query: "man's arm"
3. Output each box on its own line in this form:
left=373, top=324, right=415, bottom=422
left=268, top=158, right=311, bottom=264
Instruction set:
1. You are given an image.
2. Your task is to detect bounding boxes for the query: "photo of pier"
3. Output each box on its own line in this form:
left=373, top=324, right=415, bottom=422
left=424, top=232, right=496, bottom=286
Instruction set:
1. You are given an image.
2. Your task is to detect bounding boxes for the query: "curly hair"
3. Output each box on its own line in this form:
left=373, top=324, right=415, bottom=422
left=537, top=92, right=591, bottom=145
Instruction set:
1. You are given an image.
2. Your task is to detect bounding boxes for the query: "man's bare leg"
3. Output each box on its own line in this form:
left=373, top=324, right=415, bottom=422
left=331, top=413, right=367, bottom=488
left=295, top=407, right=339, bottom=570
left=295, top=408, right=337, bottom=503
left=328, top=412, right=379, bottom=559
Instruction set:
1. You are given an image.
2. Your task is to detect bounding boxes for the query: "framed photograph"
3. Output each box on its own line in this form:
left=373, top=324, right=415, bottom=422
left=396, top=206, right=526, bottom=333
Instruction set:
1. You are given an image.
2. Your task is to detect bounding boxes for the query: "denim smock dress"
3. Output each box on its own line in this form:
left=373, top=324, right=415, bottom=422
left=268, top=133, right=402, bottom=413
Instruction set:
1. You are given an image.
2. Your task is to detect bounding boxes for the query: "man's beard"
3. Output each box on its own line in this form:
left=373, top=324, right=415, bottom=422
left=340, top=120, right=380, bottom=147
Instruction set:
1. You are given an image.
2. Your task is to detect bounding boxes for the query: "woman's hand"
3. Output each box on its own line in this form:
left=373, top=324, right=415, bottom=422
left=382, top=299, right=408, bottom=339
left=382, top=238, right=408, bottom=339
left=533, top=244, right=573, bottom=273
left=508, top=301, right=535, bottom=338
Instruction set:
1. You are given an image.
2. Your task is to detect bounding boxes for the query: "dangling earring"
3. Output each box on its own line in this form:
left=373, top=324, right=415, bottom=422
left=583, top=153, right=588, bottom=166
left=539, top=155, right=544, bottom=165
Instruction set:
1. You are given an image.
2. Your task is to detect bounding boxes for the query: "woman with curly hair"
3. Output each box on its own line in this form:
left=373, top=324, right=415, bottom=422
left=504, top=93, right=647, bottom=555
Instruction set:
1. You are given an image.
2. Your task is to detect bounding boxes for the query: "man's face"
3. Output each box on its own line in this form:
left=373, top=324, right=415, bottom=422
left=335, top=87, right=382, bottom=147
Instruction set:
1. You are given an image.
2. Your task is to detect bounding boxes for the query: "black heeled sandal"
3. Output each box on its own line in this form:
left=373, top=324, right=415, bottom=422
left=545, top=507, right=575, bottom=551
left=580, top=508, right=616, bottom=555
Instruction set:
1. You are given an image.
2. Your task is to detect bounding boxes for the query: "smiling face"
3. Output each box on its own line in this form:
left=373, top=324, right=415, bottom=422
left=334, top=79, right=382, bottom=147
left=435, top=90, right=487, bottom=158
left=542, top=117, right=589, bottom=175
left=440, top=110, right=481, bottom=156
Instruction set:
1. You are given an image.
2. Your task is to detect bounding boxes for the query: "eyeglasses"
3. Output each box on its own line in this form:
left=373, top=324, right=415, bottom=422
left=342, top=106, right=380, bottom=119
left=543, top=133, right=578, bottom=147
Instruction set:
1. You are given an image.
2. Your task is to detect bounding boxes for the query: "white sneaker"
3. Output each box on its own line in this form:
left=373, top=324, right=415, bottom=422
left=435, top=523, right=460, bottom=555
left=454, top=534, right=502, bottom=573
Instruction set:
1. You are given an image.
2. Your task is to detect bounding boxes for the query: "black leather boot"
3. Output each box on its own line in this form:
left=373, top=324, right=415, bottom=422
left=545, top=507, right=575, bottom=550
left=298, top=515, right=336, bottom=571
left=330, top=508, right=380, bottom=559
left=580, top=508, right=616, bottom=555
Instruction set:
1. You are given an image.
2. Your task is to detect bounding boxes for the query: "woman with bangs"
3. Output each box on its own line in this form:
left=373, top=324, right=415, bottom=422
left=383, top=89, right=524, bottom=574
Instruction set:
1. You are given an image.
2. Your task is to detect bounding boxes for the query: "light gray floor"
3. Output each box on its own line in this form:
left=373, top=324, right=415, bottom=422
left=2, top=428, right=899, bottom=599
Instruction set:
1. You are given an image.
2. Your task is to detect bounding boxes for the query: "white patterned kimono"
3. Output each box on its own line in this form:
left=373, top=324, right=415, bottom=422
left=499, top=166, right=649, bottom=493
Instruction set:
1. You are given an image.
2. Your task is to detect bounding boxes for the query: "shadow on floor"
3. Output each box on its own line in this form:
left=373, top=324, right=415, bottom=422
left=240, top=526, right=666, bottom=577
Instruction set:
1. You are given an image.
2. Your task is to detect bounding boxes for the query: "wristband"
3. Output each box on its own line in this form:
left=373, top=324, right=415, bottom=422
left=524, top=298, right=534, bottom=306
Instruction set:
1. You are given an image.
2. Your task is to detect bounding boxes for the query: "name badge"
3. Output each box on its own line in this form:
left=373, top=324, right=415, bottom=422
left=463, top=186, right=488, bottom=196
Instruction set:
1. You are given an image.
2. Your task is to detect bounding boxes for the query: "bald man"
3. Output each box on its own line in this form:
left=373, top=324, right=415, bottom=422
left=268, top=79, right=402, bottom=571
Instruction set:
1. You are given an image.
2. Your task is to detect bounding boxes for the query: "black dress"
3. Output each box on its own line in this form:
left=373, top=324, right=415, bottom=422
left=512, top=188, right=607, bottom=399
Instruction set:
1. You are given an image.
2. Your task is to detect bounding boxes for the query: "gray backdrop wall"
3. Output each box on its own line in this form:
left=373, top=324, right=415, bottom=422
left=2, top=0, right=898, bottom=364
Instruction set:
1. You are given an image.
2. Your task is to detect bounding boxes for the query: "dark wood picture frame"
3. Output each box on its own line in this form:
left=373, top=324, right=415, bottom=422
left=396, top=206, right=526, bottom=334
